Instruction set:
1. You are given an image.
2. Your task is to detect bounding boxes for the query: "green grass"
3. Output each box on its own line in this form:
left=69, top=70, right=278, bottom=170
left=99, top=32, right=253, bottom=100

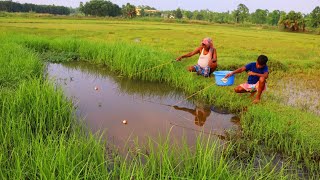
left=1, top=17, right=320, bottom=178
left=0, top=43, right=110, bottom=178
left=0, top=82, right=109, bottom=178
left=1, top=16, right=319, bottom=70
left=7, top=33, right=320, bottom=171
left=0, top=43, right=42, bottom=88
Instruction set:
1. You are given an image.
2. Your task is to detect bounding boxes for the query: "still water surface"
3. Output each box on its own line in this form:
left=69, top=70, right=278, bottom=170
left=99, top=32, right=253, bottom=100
left=46, top=62, right=239, bottom=148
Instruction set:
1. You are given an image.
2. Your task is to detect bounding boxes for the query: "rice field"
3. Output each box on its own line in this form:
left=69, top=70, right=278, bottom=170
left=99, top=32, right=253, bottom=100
left=1, top=15, right=320, bottom=178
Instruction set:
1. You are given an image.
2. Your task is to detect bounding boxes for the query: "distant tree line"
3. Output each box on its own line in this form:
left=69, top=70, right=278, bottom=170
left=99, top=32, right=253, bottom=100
left=0, top=1, right=70, bottom=15
left=1, top=0, right=320, bottom=31
left=166, top=4, right=320, bottom=31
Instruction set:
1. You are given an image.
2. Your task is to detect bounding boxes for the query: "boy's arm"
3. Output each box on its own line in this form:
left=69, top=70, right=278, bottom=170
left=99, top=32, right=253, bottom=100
left=225, top=66, right=246, bottom=78
left=248, top=71, right=269, bottom=79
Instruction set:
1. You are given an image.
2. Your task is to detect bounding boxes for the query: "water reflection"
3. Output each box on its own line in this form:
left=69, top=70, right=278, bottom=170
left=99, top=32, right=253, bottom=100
left=173, top=105, right=211, bottom=127
left=210, top=106, right=230, bottom=114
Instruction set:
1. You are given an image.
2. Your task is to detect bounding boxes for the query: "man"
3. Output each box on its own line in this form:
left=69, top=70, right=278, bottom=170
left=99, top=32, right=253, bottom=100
left=176, top=37, right=217, bottom=77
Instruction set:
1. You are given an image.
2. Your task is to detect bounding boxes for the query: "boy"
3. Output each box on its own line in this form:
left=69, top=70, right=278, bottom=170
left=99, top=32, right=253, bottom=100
left=225, top=55, right=269, bottom=104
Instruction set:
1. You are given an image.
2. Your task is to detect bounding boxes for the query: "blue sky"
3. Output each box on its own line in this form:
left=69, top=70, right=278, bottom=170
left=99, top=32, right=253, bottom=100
left=16, top=0, right=320, bottom=13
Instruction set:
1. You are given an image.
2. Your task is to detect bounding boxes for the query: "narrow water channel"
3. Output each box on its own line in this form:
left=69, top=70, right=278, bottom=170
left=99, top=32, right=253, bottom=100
left=46, top=62, right=240, bottom=148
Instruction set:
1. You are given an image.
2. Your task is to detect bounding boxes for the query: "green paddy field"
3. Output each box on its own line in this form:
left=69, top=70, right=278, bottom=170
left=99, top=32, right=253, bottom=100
left=1, top=15, right=320, bottom=179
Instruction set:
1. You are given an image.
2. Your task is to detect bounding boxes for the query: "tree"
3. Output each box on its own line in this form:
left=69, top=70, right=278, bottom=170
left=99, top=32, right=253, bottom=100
left=122, top=3, right=136, bottom=18
left=183, top=10, right=193, bottom=19
left=214, top=12, right=233, bottom=24
left=279, top=11, right=305, bottom=31
left=251, top=9, right=268, bottom=24
left=267, top=10, right=281, bottom=26
left=137, top=5, right=156, bottom=10
left=79, top=2, right=84, bottom=14
left=79, top=0, right=121, bottom=17
left=199, top=9, right=212, bottom=21
left=192, top=10, right=204, bottom=20
left=139, top=8, right=145, bottom=16
left=0, top=1, right=70, bottom=15
left=310, top=6, right=320, bottom=28
left=175, top=8, right=182, bottom=19
left=233, top=4, right=249, bottom=23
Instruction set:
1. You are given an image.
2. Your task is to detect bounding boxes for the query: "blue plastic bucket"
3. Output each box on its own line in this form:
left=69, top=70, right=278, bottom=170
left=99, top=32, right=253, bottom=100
left=213, top=71, right=235, bottom=86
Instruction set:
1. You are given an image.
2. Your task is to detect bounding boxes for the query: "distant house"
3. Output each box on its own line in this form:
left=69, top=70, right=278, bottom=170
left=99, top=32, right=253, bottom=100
left=161, top=13, right=175, bottom=19
left=135, top=8, right=160, bottom=16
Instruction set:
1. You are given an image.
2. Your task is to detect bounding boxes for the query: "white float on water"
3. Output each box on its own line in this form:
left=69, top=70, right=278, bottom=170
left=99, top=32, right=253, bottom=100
left=122, top=120, right=127, bottom=124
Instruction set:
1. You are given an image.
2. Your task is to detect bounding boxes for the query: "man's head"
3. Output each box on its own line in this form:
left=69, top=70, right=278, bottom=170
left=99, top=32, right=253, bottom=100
left=201, top=37, right=213, bottom=50
left=256, top=55, right=268, bottom=69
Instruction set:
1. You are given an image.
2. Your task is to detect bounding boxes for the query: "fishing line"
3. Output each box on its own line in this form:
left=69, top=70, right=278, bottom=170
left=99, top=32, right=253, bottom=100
left=169, top=121, right=226, bottom=139
left=131, top=96, right=195, bottom=125
left=133, top=82, right=217, bottom=124
left=123, top=63, right=221, bottom=136
left=135, top=98, right=172, bottom=107
left=134, top=82, right=215, bottom=113
left=119, top=60, right=175, bottom=78
left=137, top=91, right=228, bottom=140
left=169, top=83, right=215, bottom=112
left=166, top=83, right=219, bottom=135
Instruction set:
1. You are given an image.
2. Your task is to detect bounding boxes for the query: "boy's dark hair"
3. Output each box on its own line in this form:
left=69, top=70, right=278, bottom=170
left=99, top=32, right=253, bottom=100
left=257, top=55, right=268, bottom=66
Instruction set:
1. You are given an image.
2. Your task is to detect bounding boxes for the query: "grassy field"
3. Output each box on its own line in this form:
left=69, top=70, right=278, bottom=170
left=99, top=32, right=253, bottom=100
left=1, top=15, right=320, bottom=178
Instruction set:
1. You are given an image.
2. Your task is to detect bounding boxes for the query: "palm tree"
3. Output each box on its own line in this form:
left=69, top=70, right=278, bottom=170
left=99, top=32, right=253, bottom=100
left=279, top=11, right=305, bottom=31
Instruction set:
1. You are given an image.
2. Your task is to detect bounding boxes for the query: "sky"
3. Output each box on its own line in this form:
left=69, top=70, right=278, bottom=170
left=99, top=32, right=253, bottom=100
left=15, top=0, right=320, bottom=13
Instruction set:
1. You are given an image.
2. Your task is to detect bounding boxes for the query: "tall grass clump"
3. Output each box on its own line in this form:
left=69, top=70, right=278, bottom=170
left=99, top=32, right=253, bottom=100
left=107, top=133, right=300, bottom=179
left=0, top=79, right=112, bottom=179
left=0, top=38, right=111, bottom=178
left=0, top=43, right=42, bottom=88
left=14, top=35, right=204, bottom=93
left=241, top=102, right=320, bottom=171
